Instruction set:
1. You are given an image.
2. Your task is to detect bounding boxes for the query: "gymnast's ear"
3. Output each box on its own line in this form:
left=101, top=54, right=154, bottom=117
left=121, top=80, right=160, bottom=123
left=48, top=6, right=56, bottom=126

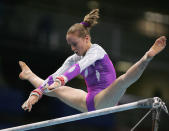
left=85, top=35, right=91, bottom=41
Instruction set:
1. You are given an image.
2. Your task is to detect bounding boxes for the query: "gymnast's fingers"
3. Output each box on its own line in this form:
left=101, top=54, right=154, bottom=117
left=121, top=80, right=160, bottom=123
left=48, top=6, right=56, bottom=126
left=28, top=102, right=33, bottom=112
left=22, top=101, right=28, bottom=111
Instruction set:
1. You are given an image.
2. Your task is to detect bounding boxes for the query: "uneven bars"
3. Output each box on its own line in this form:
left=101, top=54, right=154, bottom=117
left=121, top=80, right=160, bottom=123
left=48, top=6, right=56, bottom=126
left=0, top=98, right=155, bottom=131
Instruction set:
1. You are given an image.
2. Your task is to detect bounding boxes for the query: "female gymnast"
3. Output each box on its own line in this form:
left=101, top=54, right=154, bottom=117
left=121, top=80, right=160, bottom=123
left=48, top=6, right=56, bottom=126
left=20, top=9, right=167, bottom=112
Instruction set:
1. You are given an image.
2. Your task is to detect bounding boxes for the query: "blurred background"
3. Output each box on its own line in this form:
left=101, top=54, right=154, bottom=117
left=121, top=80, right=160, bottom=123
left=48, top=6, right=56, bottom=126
left=0, top=0, right=169, bottom=131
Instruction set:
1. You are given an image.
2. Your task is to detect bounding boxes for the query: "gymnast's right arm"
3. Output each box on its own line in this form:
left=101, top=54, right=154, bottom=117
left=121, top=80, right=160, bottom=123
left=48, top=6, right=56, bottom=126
left=37, top=55, right=76, bottom=95
left=41, top=56, right=76, bottom=96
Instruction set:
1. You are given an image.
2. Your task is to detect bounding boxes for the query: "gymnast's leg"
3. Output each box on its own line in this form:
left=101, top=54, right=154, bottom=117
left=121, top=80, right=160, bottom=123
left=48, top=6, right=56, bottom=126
left=19, top=61, right=55, bottom=97
left=94, top=36, right=167, bottom=109
left=19, top=61, right=43, bottom=88
left=19, top=62, right=88, bottom=112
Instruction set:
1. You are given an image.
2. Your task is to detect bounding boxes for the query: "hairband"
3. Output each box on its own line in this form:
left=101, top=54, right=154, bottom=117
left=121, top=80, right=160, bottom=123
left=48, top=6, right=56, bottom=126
left=80, top=22, right=90, bottom=27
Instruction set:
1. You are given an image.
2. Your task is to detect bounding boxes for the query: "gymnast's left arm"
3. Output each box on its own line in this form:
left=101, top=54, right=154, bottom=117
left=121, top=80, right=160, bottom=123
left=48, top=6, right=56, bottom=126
left=58, top=48, right=104, bottom=83
left=36, top=48, right=102, bottom=95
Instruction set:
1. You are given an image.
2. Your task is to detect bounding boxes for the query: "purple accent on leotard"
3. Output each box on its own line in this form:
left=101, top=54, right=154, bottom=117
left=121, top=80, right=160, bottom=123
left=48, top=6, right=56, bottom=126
left=86, top=91, right=99, bottom=111
left=81, top=54, right=116, bottom=111
left=38, top=75, right=54, bottom=92
left=47, top=76, right=54, bottom=86
left=38, top=84, right=46, bottom=93
left=63, top=63, right=80, bottom=81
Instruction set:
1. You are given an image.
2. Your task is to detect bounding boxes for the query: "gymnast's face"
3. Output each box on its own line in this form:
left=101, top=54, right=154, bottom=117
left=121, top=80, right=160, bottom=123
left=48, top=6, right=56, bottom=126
left=66, top=33, right=90, bottom=56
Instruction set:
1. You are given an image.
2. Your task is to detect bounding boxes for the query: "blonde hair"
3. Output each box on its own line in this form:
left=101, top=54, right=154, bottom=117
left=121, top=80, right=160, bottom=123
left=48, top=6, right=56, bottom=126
left=67, top=9, right=99, bottom=38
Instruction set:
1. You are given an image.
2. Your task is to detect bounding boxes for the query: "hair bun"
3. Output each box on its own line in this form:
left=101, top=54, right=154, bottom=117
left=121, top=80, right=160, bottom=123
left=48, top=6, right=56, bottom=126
left=83, top=9, right=99, bottom=29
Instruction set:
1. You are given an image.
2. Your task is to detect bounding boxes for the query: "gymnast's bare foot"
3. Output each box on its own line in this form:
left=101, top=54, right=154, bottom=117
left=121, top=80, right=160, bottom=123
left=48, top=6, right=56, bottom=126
left=19, top=61, right=33, bottom=80
left=147, top=36, right=167, bottom=58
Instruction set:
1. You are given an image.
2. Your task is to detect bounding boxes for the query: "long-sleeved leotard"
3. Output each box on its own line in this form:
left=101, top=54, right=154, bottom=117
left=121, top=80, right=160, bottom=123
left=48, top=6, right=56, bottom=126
left=39, top=44, right=116, bottom=111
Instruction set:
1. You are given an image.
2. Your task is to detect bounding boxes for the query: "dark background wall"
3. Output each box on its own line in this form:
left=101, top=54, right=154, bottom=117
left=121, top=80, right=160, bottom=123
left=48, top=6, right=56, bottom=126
left=0, top=0, right=169, bottom=131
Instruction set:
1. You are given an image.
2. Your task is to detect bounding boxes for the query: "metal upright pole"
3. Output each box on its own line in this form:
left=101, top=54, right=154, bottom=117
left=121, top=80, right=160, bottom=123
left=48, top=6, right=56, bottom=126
left=152, top=108, right=161, bottom=131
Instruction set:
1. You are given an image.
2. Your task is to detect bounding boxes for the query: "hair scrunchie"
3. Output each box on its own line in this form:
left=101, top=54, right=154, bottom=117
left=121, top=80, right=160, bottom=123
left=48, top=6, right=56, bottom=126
left=80, top=21, right=90, bottom=27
